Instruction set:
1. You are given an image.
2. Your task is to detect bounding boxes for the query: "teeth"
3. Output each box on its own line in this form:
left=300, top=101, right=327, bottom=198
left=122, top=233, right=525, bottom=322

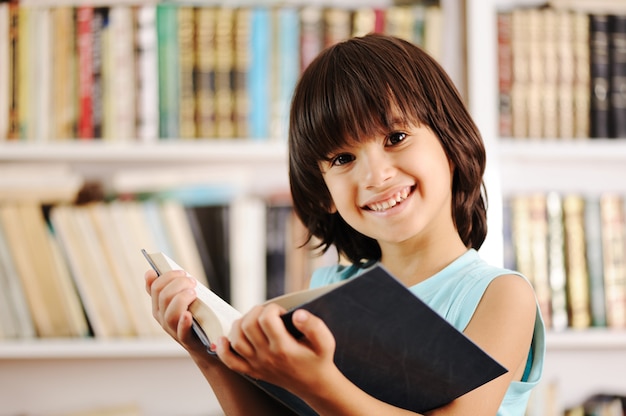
left=367, top=188, right=410, bottom=212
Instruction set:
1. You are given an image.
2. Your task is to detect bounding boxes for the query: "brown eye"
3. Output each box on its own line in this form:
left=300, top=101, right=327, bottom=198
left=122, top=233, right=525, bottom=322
left=387, top=132, right=406, bottom=146
left=332, top=153, right=355, bottom=166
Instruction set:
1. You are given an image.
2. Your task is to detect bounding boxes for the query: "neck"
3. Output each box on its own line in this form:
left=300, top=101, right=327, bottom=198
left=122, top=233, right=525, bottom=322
left=379, top=235, right=467, bottom=287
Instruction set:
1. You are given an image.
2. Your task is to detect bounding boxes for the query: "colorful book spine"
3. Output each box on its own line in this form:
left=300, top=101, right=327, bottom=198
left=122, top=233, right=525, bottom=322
left=178, top=6, right=196, bottom=139
left=195, top=6, right=216, bottom=138
left=76, top=5, right=94, bottom=139
left=156, top=3, right=180, bottom=139
left=214, top=7, right=234, bottom=138
left=247, top=7, right=273, bottom=140
left=135, top=4, right=159, bottom=142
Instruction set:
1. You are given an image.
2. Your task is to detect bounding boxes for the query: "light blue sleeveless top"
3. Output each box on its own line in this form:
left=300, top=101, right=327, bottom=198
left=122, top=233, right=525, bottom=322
left=310, top=249, right=545, bottom=416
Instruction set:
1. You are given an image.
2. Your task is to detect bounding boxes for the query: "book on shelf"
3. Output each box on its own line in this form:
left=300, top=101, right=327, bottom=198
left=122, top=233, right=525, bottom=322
left=142, top=250, right=508, bottom=415
left=194, top=6, right=216, bottom=139
left=600, top=194, right=626, bottom=328
left=589, top=14, right=610, bottom=138
left=177, top=5, right=196, bottom=140
left=562, top=194, right=591, bottom=329
left=51, top=5, right=76, bottom=141
left=584, top=195, right=607, bottom=327
left=546, top=192, right=569, bottom=331
left=2, top=3, right=446, bottom=143
left=135, top=4, right=159, bottom=142
left=572, top=10, right=590, bottom=138
left=156, top=3, right=180, bottom=139
left=214, top=7, right=235, bottom=138
left=1, top=202, right=88, bottom=338
left=0, top=2, right=8, bottom=142
left=0, top=218, right=36, bottom=339
left=609, top=14, right=626, bottom=138
left=104, top=5, right=136, bottom=141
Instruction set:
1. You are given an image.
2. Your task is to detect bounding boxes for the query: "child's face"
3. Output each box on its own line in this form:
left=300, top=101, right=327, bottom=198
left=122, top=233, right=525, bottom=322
left=319, top=121, right=455, bottom=248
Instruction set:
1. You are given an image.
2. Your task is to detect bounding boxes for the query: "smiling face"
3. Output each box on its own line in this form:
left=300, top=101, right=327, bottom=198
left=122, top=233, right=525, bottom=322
left=289, top=34, right=487, bottom=264
left=320, top=121, right=456, bottom=249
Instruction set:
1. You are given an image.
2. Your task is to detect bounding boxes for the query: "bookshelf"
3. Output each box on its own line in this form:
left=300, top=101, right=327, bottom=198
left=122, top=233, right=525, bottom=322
left=467, top=0, right=626, bottom=411
left=0, top=0, right=463, bottom=415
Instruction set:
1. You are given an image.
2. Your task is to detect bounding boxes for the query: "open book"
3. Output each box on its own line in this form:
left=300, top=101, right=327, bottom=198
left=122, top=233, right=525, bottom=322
left=142, top=249, right=508, bottom=415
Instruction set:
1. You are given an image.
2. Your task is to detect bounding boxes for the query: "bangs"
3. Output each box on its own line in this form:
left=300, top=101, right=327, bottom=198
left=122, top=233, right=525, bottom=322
left=291, top=35, right=432, bottom=161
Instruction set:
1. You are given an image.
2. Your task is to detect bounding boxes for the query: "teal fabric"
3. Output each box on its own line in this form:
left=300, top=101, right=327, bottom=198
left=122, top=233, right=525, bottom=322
left=310, top=249, right=545, bottom=416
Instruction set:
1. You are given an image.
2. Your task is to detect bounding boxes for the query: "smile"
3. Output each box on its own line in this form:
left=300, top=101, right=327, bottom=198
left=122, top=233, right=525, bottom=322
left=365, top=187, right=411, bottom=212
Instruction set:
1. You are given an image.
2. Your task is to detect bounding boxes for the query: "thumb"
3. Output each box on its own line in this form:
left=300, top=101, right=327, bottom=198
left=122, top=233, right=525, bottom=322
left=291, top=309, right=336, bottom=355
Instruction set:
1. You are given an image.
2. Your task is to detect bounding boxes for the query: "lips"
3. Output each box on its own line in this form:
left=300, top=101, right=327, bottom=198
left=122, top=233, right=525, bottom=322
left=365, top=187, right=411, bottom=212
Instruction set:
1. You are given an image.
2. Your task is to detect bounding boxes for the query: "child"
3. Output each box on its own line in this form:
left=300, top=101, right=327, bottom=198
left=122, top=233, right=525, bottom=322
left=145, top=33, right=545, bottom=415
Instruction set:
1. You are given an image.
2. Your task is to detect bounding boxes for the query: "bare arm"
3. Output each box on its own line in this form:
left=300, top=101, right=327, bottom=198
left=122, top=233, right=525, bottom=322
left=145, top=269, right=295, bottom=416
left=215, top=273, right=537, bottom=416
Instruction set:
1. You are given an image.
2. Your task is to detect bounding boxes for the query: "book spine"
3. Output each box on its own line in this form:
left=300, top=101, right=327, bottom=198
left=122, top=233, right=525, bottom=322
left=51, top=6, right=77, bottom=140
left=234, top=7, right=252, bottom=139
left=512, top=194, right=553, bottom=328
left=214, top=7, right=235, bottom=138
left=76, top=5, right=94, bottom=140
left=546, top=192, right=569, bottom=331
left=608, top=15, right=626, bottom=138
left=91, top=7, right=107, bottom=140
left=589, top=14, right=611, bottom=138
left=562, top=194, right=591, bottom=329
left=134, top=4, right=159, bottom=142
left=323, top=8, right=351, bottom=48
left=16, top=5, right=30, bottom=140
left=156, top=3, right=180, bottom=139
left=573, top=12, right=590, bottom=138
left=0, top=3, right=9, bottom=141
left=7, top=1, right=19, bottom=140
left=511, top=9, right=529, bottom=138
left=178, top=6, right=196, bottom=139
left=299, top=6, right=322, bottom=72
left=556, top=10, right=575, bottom=139
left=108, top=6, right=136, bottom=142
left=583, top=195, right=606, bottom=327
left=273, top=7, right=299, bottom=141
left=195, top=6, right=216, bottom=138
left=600, top=194, right=626, bottom=328
left=248, top=7, right=270, bottom=140
left=497, top=11, right=513, bottom=138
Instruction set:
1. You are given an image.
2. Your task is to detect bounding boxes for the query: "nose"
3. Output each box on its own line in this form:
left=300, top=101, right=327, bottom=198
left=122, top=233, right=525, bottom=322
left=359, top=146, right=395, bottom=188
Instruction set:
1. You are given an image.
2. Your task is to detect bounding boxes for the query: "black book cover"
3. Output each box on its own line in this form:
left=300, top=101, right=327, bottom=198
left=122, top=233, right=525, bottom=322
left=609, top=15, right=626, bottom=138
left=590, top=14, right=611, bottom=138
left=280, top=265, right=508, bottom=414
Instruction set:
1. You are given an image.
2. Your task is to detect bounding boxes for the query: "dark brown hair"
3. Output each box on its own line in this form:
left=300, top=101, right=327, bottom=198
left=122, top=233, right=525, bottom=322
left=289, top=33, right=487, bottom=265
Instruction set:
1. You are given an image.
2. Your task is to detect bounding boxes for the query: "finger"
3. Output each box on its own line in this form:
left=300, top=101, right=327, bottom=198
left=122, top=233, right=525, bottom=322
left=216, top=336, right=255, bottom=375
left=144, top=269, right=158, bottom=295
left=229, top=308, right=263, bottom=358
left=290, top=309, right=336, bottom=356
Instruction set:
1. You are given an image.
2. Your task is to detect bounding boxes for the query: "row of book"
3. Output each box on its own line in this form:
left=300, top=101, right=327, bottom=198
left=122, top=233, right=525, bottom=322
left=0, top=2, right=443, bottom=143
left=0, top=194, right=328, bottom=340
left=504, top=192, right=626, bottom=331
left=497, top=6, right=626, bottom=139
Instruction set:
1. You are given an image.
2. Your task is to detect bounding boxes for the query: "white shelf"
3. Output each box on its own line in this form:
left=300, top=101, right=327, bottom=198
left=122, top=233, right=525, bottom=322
left=546, top=329, right=626, bottom=350
left=497, top=139, right=626, bottom=195
left=0, top=337, right=187, bottom=359
left=0, top=139, right=287, bottom=163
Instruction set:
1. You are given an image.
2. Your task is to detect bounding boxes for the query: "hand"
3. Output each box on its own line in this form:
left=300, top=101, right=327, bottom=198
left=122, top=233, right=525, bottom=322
left=215, top=303, right=338, bottom=395
left=144, top=269, right=203, bottom=351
